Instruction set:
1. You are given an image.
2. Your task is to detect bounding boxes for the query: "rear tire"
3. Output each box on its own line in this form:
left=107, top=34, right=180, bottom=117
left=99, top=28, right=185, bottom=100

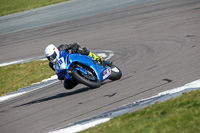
left=72, top=70, right=101, bottom=88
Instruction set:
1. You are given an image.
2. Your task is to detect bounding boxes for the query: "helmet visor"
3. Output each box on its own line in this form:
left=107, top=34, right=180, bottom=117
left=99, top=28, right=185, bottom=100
left=47, top=51, right=57, bottom=61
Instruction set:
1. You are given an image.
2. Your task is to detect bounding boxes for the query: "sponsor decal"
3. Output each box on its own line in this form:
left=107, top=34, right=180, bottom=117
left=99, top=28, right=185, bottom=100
left=103, top=70, right=107, bottom=75
left=54, top=57, right=66, bottom=70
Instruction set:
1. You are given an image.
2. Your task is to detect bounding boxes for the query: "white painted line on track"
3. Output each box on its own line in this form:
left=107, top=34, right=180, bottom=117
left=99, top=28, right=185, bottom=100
left=49, top=118, right=110, bottom=133
left=0, top=92, right=27, bottom=102
left=0, top=56, right=46, bottom=67
left=0, top=60, right=25, bottom=67
left=0, top=75, right=58, bottom=102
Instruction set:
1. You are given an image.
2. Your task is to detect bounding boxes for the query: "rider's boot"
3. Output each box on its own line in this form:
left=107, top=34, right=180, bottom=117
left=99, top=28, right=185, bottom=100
left=78, top=47, right=112, bottom=66
left=88, top=52, right=112, bottom=67
left=88, top=51, right=103, bottom=62
left=78, top=47, right=105, bottom=64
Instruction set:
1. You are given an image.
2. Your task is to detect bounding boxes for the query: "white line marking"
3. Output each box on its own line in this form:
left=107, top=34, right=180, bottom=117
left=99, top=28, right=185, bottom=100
left=0, top=75, right=58, bottom=102
left=0, top=60, right=25, bottom=67
left=49, top=118, right=110, bottom=133
left=0, top=92, right=27, bottom=102
left=0, top=56, right=46, bottom=67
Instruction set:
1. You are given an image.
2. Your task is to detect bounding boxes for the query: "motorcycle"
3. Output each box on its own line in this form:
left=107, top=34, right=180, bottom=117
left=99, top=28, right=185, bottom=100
left=54, top=50, right=122, bottom=88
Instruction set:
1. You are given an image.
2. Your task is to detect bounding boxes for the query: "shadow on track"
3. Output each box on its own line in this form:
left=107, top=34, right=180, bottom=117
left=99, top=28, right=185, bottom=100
left=14, top=86, right=93, bottom=108
left=14, top=81, right=113, bottom=108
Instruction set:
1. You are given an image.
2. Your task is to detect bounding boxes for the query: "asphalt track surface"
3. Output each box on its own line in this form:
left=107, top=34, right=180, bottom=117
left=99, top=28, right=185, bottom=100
left=1, top=0, right=200, bottom=132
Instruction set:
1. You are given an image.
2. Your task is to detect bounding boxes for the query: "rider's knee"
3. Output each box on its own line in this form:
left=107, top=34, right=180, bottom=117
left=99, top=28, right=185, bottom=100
left=64, top=80, right=78, bottom=90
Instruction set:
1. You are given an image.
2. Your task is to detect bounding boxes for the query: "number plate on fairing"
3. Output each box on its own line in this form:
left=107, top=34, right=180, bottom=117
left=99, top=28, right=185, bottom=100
left=103, top=68, right=111, bottom=80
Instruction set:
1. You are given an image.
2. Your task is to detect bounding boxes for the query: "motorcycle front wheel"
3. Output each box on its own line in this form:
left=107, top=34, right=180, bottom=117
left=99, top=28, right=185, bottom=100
left=109, top=65, right=122, bottom=81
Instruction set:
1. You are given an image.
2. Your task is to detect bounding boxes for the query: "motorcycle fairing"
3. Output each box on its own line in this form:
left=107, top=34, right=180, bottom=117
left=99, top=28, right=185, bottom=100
left=54, top=50, right=70, bottom=79
left=68, top=53, right=111, bottom=81
left=55, top=50, right=111, bottom=81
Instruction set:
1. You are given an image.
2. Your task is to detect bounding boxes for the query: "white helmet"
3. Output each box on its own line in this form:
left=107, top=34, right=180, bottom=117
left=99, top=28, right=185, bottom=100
left=44, top=44, right=59, bottom=63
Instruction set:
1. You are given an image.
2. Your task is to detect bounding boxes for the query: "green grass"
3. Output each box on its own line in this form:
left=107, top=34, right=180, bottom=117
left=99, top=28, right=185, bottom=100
left=80, top=89, right=200, bottom=133
left=0, top=0, right=69, bottom=16
left=0, top=60, right=55, bottom=96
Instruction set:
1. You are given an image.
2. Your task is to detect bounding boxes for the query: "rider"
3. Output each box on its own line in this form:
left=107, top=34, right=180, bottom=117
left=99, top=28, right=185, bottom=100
left=44, top=42, right=107, bottom=89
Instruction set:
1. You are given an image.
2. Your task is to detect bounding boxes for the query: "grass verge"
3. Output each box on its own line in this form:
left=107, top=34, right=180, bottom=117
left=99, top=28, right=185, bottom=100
left=0, top=60, right=55, bottom=96
left=0, top=0, right=69, bottom=16
left=80, top=89, right=200, bottom=133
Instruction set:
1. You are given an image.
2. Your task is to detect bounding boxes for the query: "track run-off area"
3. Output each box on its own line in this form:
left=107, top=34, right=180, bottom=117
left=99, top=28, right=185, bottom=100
left=1, top=0, right=200, bottom=132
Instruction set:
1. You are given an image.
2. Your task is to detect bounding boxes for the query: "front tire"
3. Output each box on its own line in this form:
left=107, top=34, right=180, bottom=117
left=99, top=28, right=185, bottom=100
left=72, top=70, right=101, bottom=88
left=109, top=65, right=122, bottom=81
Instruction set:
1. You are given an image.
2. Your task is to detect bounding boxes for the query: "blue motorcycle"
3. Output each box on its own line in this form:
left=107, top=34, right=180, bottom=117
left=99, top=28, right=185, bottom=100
left=54, top=50, right=122, bottom=89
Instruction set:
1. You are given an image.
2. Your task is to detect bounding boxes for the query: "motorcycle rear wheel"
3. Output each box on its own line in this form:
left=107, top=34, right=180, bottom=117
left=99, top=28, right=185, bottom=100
left=72, top=70, right=101, bottom=88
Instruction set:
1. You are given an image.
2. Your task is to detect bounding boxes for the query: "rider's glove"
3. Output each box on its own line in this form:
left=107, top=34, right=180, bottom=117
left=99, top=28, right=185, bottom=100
left=71, top=42, right=80, bottom=53
left=79, top=47, right=90, bottom=55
